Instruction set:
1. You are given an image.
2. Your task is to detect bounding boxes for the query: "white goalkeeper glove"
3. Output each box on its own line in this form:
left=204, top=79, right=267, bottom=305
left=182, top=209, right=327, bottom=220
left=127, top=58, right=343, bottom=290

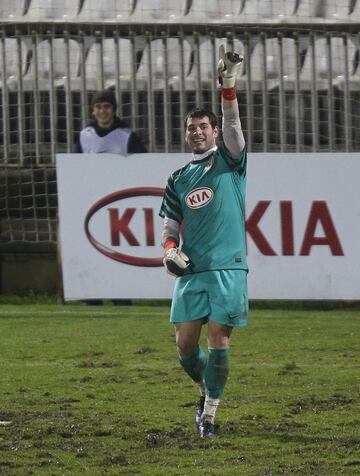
left=163, top=247, right=190, bottom=277
left=217, top=43, right=244, bottom=88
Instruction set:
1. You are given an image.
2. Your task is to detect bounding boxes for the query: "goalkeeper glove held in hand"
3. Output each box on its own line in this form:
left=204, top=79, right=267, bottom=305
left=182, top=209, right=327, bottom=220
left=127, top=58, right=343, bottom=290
left=163, top=248, right=190, bottom=277
left=217, top=43, right=244, bottom=88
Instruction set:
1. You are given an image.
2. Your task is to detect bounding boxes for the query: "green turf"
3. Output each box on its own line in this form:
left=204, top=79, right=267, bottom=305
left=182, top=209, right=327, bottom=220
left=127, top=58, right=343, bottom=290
left=0, top=303, right=359, bottom=475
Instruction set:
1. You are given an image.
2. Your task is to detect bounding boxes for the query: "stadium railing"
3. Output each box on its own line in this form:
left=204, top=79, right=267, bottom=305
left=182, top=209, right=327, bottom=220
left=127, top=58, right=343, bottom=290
left=1, top=24, right=359, bottom=164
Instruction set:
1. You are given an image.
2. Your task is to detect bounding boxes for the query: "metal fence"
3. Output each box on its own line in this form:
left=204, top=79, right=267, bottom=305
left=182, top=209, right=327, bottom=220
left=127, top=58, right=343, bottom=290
left=1, top=22, right=360, bottom=166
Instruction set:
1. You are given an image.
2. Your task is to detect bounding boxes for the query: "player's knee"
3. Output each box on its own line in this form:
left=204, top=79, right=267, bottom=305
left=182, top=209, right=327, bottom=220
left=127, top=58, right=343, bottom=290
left=207, top=327, right=231, bottom=348
left=176, top=339, right=198, bottom=358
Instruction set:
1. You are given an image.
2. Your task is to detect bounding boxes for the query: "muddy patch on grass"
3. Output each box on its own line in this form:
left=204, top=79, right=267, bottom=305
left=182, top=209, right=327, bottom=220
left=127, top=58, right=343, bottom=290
left=0, top=461, right=17, bottom=469
left=144, top=427, right=186, bottom=448
left=134, top=346, right=156, bottom=355
left=74, top=351, right=105, bottom=358
left=145, top=425, right=210, bottom=450
left=106, top=375, right=123, bottom=383
left=50, top=397, right=80, bottom=404
left=77, top=361, right=116, bottom=368
left=278, top=361, right=303, bottom=376
left=289, top=394, right=356, bottom=415
left=0, top=410, right=51, bottom=425
left=274, top=421, right=308, bottom=433
left=103, top=453, right=128, bottom=466
left=344, top=460, right=360, bottom=467
left=94, top=428, right=113, bottom=437
left=145, top=429, right=166, bottom=448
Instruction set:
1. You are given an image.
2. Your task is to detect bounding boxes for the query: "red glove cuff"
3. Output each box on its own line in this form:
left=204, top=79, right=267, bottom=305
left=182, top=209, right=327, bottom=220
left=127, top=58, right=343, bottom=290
left=163, top=239, right=177, bottom=255
left=222, top=87, right=237, bottom=101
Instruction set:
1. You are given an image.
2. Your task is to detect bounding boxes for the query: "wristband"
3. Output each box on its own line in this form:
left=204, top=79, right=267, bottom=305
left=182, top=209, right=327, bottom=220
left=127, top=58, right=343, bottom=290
left=164, top=239, right=177, bottom=255
left=222, top=87, right=237, bottom=101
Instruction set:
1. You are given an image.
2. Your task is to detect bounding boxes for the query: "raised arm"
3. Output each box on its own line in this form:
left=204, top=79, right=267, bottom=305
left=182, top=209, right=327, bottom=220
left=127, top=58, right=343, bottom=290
left=218, top=44, right=245, bottom=158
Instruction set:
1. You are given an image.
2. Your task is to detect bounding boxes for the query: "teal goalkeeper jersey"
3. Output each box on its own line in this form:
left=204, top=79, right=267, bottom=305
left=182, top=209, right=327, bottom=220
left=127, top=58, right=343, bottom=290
left=159, top=144, right=248, bottom=274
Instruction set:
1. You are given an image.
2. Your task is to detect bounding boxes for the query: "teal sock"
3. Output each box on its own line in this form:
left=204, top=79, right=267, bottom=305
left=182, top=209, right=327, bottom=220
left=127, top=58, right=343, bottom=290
left=179, top=345, right=207, bottom=385
left=205, top=348, right=229, bottom=399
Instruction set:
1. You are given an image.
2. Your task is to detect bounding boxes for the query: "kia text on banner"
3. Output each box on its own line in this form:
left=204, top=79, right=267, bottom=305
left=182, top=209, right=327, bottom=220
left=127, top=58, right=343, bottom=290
left=56, top=153, right=360, bottom=300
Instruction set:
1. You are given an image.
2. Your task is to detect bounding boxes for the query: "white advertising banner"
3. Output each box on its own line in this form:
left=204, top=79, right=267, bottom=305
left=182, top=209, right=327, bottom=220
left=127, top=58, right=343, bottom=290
left=56, top=153, right=360, bottom=300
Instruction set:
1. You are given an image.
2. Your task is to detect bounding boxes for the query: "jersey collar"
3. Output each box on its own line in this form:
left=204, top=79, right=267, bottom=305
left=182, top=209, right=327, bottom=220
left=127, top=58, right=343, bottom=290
left=192, top=145, right=217, bottom=162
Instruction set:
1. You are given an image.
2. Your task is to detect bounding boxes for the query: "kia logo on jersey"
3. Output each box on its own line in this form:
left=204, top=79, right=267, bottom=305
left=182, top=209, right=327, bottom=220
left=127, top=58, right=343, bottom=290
left=84, top=187, right=164, bottom=267
left=185, top=187, right=214, bottom=209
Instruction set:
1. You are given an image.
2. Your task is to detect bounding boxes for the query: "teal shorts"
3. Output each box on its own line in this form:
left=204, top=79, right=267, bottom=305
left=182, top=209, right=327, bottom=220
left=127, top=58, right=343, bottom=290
left=170, top=269, right=249, bottom=327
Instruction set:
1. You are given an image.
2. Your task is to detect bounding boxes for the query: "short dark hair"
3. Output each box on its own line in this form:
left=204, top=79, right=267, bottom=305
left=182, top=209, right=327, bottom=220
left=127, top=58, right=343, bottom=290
left=91, top=89, right=117, bottom=112
left=184, top=109, right=218, bottom=131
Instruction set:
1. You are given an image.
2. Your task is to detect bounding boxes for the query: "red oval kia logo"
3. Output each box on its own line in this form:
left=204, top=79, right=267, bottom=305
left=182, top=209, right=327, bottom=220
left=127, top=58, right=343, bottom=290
left=84, top=187, right=164, bottom=267
left=185, top=187, right=214, bottom=209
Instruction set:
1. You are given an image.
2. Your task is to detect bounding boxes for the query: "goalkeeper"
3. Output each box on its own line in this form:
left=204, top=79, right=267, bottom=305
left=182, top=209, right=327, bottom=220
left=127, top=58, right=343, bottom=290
left=159, top=44, right=249, bottom=438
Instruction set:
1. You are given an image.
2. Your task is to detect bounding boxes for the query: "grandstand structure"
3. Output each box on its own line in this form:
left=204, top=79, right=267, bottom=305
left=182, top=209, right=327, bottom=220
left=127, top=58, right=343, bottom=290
left=1, top=0, right=360, bottom=291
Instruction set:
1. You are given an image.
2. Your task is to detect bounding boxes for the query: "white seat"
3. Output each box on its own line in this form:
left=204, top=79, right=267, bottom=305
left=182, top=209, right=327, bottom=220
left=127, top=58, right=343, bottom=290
left=298, top=35, right=358, bottom=150
left=240, top=0, right=297, bottom=23
left=131, top=0, right=188, bottom=22
left=241, top=37, right=298, bottom=91
left=300, top=36, right=357, bottom=91
left=185, top=37, right=245, bottom=90
left=349, top=0, right=360, bottom=22
left=336, top=62, right=360, bottom=91
left=187, top=0, right=241, bottom=23
left=82, top=39, right=134, bottom=91
left=25, top=0, right=80, bottom=21
left=18, top=39, right=80, bottom=91
left=78, top=0, right=134, bottom=22
left=291, top=0, right=324, bottom=22
left=323, top=0, right=352, bottom=21
left=136, top=38, right=192, bottom=91
left=241, top=36, right=304, bottom=151
left=0, top=39, right=28, bottom=90
left=0, top=0, right=26, bottom=20
left=326, top=35, right=360, bottom=91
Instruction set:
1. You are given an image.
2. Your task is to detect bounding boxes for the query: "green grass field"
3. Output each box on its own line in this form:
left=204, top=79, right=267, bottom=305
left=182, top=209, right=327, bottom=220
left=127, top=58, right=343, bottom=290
left=0, top=301, right=359, bottom=475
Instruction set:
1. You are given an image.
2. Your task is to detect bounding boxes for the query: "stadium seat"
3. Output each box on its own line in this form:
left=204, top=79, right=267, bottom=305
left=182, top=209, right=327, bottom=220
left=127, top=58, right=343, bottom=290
left=136, top=37, right=192, bottom=91
left=19, top=39, right=80, bottom=91
left=290, top=0, right=350, bottom=22
left=187, top=0, right=241, bottom=23
left=185, top=37, right=245, bottom=90
left=82, top=38, right=134, bottom=91
left=241, top=37, right=298, bottom=91
left=293, top=0, right=352, bottom=22
left=322, top=0, right=352, bottom=21
left=78, top=0, right=134, bottom=22
left=240, top=36, right=302, bottom=153
left=240, top=0, right=297, bottom=23
left=297, top=35, right=358, bottom=150
left=0, top=0, right=26, bottom=20
left=349, top=0, right=360, bottom=22
left=291, top=0, right=322, bottom=22
left=335, top=61, right=360, bottom=91
left=329, top=35, right=360, bottom=91
left=25, top=0, right=80, bottom=21
left=299, top=36, right=357, bottom=91
left=0, top=39, right=28, bottom=90
left=131, top=0, right=188, bottom=22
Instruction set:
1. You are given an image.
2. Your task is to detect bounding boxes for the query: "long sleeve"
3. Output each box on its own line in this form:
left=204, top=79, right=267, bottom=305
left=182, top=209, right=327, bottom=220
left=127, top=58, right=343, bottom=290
left=221, top=89, right=245, bottom=158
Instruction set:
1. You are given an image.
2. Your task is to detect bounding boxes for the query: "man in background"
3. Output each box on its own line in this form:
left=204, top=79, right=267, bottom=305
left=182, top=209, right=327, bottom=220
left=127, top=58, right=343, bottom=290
left=74, top=88, right=146, bottom=305
left=75, top=88, right=146, bottom=154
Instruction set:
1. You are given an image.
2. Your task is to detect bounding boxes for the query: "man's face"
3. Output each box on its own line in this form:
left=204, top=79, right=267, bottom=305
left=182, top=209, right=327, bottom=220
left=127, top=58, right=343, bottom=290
left=185, top=116, right=219, bottom=153
left=92, top=101, right=115, bottom=128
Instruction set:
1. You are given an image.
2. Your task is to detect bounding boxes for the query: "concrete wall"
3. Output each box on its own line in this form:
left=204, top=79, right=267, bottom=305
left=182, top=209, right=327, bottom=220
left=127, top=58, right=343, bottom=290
left=1, top=252, right=58, bottom=295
